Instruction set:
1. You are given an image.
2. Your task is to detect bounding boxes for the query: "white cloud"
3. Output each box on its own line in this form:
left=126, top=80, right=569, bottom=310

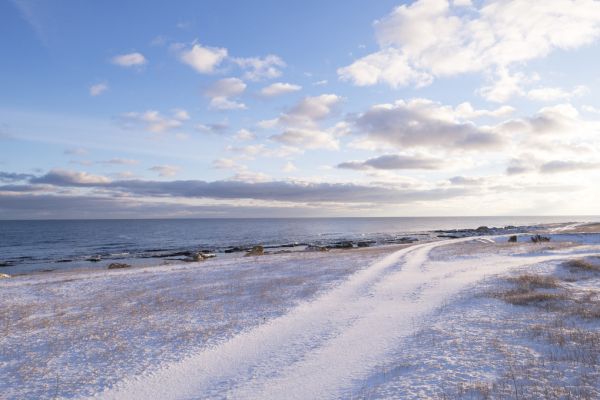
left=212, top=158, right=238, bottom=169
left=227, top=144, right=301, bottom=159
left=338, top=154, right=442, bottom=170
left=172, top=109, right=190, bottom=121
left=122, top=110, right=185, bottom=133
left=195, top=122, right=229, bottom=134
left=234, top=129, right=256, bottom=141
left=149, top=165, right=180, bottom=177
left=338, top=0, right=600, bottom=100
left=234, top=55, right=285, bottom=81
left=527, top=85, right=589, bottom=102
left=270, top=128, right=339, bottom=150
left=205, top=78, right=246, bottom=98
left=205, top=78, right=247, bottom=111
left=279, top=94, right=343, bottom=128
left=283, top=161, right=298, bottom=172
left=261, top=94, right=343, bottom=150
left=101, top=158, right=139, bottom=165
left=495, top=104, right=582, bottom=136
left=583, top=105, right=600, bottom=114
left=354, top=98, right=503, bottom=151
left=89, top=83, right=108, bottom=96
left=454, top=102, right=515, bottom=119
left=180, top=43, right=228, bottom=73
left=478, top=68, right=528, bottom=103
left=31, top=169, right=110, bottom=185
left=209, top=97, right=247, bottom=111
left=111, top=52, right=147, bottom=67
left=260, top=82, right=302, bottom=97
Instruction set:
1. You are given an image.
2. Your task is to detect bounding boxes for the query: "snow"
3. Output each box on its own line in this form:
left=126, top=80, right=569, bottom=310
left=2, top=233, right=599, bottom=399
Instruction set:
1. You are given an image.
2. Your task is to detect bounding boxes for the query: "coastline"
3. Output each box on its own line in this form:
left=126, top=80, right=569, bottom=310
left=0, top=220, right=565, bottom=276
left=1, top=223, right=599, bottom=398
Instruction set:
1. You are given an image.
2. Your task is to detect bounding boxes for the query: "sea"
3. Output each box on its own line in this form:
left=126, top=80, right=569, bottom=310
left=1, top=216, right=598, bottom=274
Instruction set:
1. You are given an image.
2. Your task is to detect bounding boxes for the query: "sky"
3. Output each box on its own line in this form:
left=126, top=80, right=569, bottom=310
left=1, top=0, right=600, bottom=219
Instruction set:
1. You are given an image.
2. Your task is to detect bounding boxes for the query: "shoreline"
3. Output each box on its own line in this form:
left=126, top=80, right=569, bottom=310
left=0, top=221, right=569, bottom=277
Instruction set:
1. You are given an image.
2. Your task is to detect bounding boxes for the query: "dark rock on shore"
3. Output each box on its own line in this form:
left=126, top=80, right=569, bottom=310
left=385, top=237, right=418, bottom=244
left=508, top=235, right=518, bottom=243
left=107, top=263, right=131, bottom=269
left=330, top=241, right=354, bottom=249
left=0, top=261, right=15, bottom=267
left=357, top=241, right=375, bottom=248
left=305, top=245, right=328, bottom=252
left=437, top=234, right=462, bottom=239
left=225, top=246, right=247, bottom=254
left=531, top=234, right=551, bottom=243
left=245, top=245, right=264, bottom=256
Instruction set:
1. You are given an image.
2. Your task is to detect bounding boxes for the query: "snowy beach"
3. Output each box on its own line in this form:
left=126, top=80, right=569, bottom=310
left=2, top=224, right=600, bottom=399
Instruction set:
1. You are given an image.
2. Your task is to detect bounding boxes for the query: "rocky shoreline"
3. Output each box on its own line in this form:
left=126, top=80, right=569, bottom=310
left=0, top=223, right=557, bottom=275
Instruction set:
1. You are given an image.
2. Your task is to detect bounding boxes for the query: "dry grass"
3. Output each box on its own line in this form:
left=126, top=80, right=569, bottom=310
left=564, top=258, right=600, bottom=272
left=507, top=273, right=560, bottom=289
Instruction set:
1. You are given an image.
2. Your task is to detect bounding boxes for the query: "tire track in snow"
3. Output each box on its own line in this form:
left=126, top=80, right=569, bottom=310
left=89, top=238, right=598, bottom=400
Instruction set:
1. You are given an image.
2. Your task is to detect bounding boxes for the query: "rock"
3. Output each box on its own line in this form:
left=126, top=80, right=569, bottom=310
left=305, top=245, right=328, bottom=252
left=245, top=245, right=264, bottom=256
left=437, top=234, right=461, bottom=239
left=357, top=241, right=374, bottom=248
left=0, top=273, right=10, bottom=279
left=330, top=241, right=354, bottom=249
left=0, top=261, right=15, bottom=267
left=531, top=234, right=551, bottom=243
left=107, top=263, right=131, bottom=269
left=476, top=226, right=490, bottom=232
left=224, top=247, right=245, bottom=254
left=508, top=235, right=518, bottom=243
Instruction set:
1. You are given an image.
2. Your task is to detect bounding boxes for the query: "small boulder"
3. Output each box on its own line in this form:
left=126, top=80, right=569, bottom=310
left=357, top=241, right=373, bottom=248
left=0, top=273, right=10, bottom=279
left=531, top=234, right=551, bottom=243
left=107, top=263, right=131, bottom=269
left=331, top=241, right=354, bottom=249
left=306, top=245, right=328, bottom=252
left=508, top=235, right=518, bottom=243
left=476, top=226, right=490, bottom=232
left=245, top=245, right=264, bottom=256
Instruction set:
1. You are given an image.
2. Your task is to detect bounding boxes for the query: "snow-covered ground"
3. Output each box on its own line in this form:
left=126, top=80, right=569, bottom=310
left=1, top=229, right=599, bottom=399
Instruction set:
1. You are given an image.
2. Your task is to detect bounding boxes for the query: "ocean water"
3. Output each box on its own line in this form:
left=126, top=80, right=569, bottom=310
left=0, top=216, right=596, bottom=274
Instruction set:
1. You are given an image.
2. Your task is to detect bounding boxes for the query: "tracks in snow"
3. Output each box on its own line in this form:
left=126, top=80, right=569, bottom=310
left=90, top=237, right=594, bottom=400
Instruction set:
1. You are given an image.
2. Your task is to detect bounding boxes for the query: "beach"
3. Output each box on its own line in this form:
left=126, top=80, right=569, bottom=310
left=1, top=223, right=599, bottom=399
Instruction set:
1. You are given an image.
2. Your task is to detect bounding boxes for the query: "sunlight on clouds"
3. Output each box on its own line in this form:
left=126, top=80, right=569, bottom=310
left=339, top=0, right=600, bottom=101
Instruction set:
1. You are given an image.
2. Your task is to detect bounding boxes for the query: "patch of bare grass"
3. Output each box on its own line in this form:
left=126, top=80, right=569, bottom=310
left=508, top=273, right=560, bottom=289
left=564, top=258, right=600, bottom=272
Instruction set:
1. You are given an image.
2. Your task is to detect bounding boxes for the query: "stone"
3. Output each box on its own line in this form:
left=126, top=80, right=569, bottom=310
left=245, top=245, right=264, bottom=256
left=107, top=263, right=131, bottom=269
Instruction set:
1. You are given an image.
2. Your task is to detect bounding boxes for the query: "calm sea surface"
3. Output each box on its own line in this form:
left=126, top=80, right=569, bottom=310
left=1, top=217, right=597, bottom=274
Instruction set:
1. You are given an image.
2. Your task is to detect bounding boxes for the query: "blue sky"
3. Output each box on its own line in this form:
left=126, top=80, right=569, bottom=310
left=2, top=0, right=600, bottom=218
